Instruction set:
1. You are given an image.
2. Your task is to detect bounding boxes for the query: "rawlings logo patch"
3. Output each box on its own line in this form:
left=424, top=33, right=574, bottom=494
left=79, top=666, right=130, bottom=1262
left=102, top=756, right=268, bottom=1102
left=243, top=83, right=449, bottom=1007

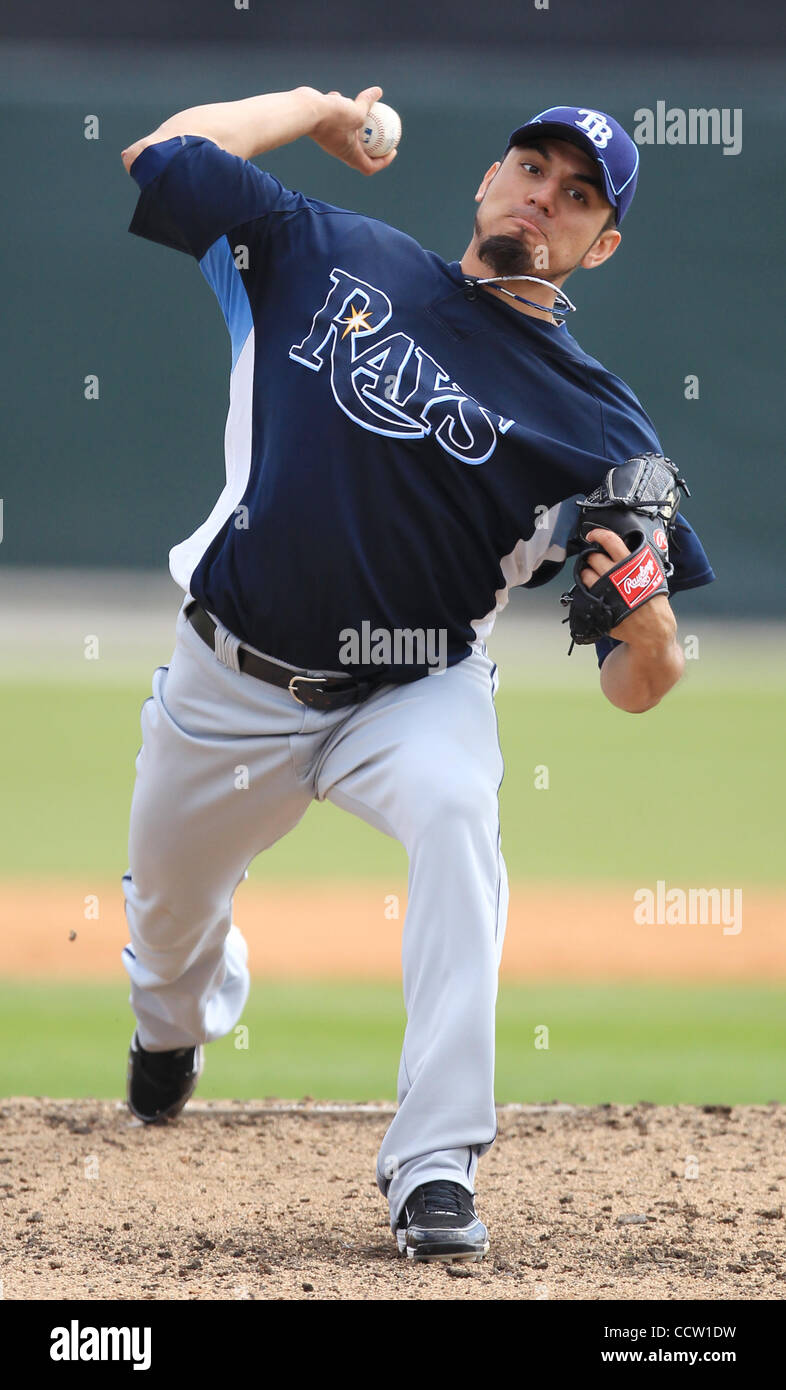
left=653, top=527, right=668, bottom=552
left=610, top=546, right=665, bottom=609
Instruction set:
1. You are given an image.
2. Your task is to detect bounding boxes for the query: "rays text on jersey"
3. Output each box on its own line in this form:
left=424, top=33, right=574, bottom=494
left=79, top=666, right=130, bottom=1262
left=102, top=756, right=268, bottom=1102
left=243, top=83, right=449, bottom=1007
left=289, top=268, right=514, bottom=463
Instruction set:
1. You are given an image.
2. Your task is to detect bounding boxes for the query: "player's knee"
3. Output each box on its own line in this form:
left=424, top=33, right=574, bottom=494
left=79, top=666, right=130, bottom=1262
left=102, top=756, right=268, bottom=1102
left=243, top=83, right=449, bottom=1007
left=404, top=767, right=498, bottom=838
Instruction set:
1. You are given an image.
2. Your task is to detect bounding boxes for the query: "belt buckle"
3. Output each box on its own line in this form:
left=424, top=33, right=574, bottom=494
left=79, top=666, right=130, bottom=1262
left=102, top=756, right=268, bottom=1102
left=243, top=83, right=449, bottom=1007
left=288, top=674, right=329, bottom=706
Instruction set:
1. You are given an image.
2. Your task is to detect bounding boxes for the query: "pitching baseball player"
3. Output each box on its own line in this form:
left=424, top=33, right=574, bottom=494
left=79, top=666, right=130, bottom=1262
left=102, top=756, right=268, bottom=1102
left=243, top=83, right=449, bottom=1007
left=120, top=87, right=714, bottom=1263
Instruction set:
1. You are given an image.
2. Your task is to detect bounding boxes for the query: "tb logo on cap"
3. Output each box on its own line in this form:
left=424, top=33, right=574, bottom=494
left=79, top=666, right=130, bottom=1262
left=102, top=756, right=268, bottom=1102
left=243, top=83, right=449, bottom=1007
left=574, top=110, right=614, bottom=148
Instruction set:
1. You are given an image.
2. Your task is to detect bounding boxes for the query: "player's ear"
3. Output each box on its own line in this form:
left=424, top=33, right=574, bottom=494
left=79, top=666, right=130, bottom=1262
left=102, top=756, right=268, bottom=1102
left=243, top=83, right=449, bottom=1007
left=581, top=227, right=621, bottom=270
left=475, top=162, right=501, bottom=203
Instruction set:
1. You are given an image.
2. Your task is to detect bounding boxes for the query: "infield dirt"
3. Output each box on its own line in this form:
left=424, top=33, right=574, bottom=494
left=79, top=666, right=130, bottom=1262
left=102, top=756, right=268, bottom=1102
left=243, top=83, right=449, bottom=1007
left=1, top=1098, right=785, bottom=1301
left=1, top=881, right=783, bottom=980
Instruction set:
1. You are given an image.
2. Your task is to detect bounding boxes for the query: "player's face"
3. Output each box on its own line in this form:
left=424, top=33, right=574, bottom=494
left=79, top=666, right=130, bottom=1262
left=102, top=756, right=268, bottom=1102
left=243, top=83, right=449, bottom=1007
left=472, top=138, right=621, bottom=283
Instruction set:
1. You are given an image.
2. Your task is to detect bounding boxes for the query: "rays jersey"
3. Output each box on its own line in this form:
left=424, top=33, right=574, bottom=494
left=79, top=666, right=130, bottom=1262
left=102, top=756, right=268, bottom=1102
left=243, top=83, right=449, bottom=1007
left=128, top=136, right=714, bottom=676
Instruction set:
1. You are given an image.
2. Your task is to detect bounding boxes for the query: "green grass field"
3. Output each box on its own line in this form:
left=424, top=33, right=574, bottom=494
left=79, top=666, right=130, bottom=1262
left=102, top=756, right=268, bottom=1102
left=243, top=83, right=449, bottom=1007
left=0, top=677, right=781, bottom=883
left=1, top=980, right=783, bottom=1105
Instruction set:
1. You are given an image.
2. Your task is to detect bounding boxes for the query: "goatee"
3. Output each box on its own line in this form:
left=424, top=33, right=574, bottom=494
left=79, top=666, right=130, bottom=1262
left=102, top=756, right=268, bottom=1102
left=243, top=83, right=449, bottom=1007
left=475, top=228, right=535, bottom=279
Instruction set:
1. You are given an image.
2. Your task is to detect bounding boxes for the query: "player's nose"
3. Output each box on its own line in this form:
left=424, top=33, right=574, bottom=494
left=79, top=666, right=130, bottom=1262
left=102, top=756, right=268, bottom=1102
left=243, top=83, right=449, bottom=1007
left=527, top=178, right=558, bottom=216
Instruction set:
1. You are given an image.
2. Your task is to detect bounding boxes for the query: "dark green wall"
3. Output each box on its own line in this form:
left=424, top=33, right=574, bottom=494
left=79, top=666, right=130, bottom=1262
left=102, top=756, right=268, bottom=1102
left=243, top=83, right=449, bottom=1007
left=1, top=43, right=784, bottom=613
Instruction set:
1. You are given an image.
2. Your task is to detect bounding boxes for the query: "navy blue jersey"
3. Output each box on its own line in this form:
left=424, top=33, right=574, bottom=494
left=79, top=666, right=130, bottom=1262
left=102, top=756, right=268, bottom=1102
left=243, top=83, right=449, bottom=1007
left=128, top=136, right=714, bottom=675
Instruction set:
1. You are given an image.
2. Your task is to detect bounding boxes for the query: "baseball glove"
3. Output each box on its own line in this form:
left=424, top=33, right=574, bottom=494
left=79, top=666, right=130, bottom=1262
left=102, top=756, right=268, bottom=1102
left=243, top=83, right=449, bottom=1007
left=560, top=452, right=690, bottom=650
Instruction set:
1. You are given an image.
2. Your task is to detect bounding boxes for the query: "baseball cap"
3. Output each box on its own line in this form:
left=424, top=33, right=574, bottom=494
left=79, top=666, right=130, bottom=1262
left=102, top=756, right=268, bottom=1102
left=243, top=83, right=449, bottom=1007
left=506, top=106, right=640, bottom=224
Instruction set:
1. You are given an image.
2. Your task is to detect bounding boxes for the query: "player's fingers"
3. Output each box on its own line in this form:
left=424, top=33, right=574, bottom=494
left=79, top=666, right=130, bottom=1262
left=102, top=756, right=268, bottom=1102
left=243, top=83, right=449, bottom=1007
left=585, top=527, right=629, bottom=561
left=350, top=145, right=398, bottom=176
left=362, top=147, right=398, bottom=175
left=356, top=85, right=383, bottom=117
left=581, top=557, right=613, bottom=586
left=580, top=545, right=617, bottom=587
left=584, top=548, right=612, bottom=572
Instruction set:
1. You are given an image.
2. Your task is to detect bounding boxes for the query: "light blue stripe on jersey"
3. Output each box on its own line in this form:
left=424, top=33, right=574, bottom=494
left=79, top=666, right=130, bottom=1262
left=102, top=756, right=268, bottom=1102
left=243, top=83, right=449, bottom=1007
left=199, top=239, right=253, bottom=372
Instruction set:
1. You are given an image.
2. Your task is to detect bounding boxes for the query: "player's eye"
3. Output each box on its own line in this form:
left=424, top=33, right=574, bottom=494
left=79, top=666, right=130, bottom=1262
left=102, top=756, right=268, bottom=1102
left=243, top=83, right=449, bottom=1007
left=520, top=161, right=541, bottom=175
left=567, top=187, right=587, bottom=203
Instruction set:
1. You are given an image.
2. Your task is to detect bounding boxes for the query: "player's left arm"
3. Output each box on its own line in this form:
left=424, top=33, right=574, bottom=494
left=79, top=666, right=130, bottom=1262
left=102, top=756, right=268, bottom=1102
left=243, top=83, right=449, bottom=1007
left=583, top=527, right=685, bottom=713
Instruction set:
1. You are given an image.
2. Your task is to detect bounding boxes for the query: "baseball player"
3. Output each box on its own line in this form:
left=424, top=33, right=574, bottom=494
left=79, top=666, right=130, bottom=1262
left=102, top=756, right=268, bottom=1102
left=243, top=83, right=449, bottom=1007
left=119, top=87, right=714, bottom=1263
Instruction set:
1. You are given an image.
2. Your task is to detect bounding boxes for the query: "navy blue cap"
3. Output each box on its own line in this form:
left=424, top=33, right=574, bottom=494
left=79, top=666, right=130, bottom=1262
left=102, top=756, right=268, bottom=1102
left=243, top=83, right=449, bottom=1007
left=506, top=106, right=640, bottom=224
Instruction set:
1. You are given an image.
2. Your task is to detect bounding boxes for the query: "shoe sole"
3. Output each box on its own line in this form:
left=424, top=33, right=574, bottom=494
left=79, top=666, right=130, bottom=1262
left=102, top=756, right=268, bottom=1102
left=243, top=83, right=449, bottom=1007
left=127, top=1042, right=204, bottom=1124
left=396, top=1229, right=490, bottom=1263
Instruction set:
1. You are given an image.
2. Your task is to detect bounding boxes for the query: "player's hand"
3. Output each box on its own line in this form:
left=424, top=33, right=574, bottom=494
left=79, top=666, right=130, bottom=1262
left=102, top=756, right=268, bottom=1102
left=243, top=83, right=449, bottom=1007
left=583, top=527, right=677, bottom=651
left=310, top=86, right=398, bottom=176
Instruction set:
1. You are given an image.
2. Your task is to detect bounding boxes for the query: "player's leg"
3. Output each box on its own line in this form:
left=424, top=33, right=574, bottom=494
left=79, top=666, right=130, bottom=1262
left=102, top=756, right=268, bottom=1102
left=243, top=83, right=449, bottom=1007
left=122, top=601, right=316, bottom=1052
left=314, top=648, right=508, bottom=1234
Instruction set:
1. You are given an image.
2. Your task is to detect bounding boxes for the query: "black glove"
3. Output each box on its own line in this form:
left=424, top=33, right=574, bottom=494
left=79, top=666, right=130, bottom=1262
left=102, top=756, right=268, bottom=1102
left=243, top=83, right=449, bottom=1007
left=560, top=453, right=690, bottom=650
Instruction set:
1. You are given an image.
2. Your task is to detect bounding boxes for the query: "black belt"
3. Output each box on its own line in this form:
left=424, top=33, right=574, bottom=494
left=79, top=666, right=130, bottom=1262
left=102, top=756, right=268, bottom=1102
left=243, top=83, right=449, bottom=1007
left=185, top=601, right=380, bottom=711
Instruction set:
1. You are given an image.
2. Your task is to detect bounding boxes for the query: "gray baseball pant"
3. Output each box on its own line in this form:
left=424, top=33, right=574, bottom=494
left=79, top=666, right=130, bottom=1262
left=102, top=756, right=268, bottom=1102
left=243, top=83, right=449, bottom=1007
left=122, top=598, right=508, bottom=1226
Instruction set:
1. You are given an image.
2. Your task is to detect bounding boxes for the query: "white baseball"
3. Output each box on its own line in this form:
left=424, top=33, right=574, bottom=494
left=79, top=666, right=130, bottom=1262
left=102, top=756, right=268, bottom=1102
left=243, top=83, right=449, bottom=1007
left=360, top=101, right=402, bottom=158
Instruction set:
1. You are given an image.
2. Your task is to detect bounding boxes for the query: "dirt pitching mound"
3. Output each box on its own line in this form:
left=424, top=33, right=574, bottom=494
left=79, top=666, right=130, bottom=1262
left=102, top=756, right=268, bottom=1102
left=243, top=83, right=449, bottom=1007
left=2, top=1099, right=785, bottom=1301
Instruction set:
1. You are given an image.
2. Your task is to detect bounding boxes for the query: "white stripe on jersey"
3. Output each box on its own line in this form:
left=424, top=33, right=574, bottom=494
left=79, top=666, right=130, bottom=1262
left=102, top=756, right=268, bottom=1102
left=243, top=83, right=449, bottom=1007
left=470, top=495, right=582, bottom=646
left=169, top=328, right=255, bottom=592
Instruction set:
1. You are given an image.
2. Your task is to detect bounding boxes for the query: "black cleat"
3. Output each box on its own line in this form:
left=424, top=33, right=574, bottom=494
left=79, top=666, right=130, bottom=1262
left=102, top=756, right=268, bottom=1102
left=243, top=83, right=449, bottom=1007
left=395, top=1180, right=489, bottom=1263
left=126, top=1032, right=203, bottom=1124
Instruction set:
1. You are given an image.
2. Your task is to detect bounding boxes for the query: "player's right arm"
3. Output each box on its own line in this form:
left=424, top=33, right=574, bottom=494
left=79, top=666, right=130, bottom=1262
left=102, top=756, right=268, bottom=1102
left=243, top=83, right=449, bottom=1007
left=121, top=85, right=396, bottom=177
